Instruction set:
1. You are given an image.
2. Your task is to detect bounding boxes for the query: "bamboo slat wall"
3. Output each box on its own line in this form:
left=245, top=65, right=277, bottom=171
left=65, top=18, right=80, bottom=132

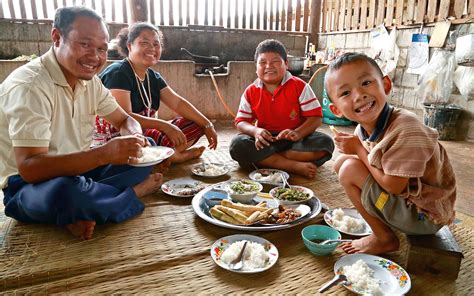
left=0, top=0, right=472, bottom=33
left=321, top=0, right=474, bottom=32
left=0, top=0, right=312, bottom=33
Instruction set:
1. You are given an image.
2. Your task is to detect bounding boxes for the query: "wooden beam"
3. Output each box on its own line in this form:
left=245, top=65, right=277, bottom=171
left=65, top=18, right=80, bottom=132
left=309, top=0, right=322, bottom=47
left=275, top=0, right=280, bottom=30
left=263, top=0, right=268, bottom=30
left=186, top=0, right=190, bottom=25
left=160, top=0, right=164, bottom=25
left=42, top=0, right=48, bottom=18
left=352, top=0, right=361, bottom=29
left=295, top=0, right=301, bottom=31
left=395, top=0, right=404, bottom=25
left=250, top=0, right=254, bottom=28
left=194, top=0, right=198, bottom=24
left=360, top=0, right=368, bottom=29
left=8, top=0, right=15, bottom=19
left=179, top=0, right=183, bottom=25
left=257, top=0, right=261, bottom=29
left=338, top=0, right=346, bottom=30
left=405, top=0, right=416, bottom=24
left=280, top=0, right=286, bottom=31
left=150, top=0, right=155, bottom=24
left=227, top=0, right=231, bottom=27
left=303, top=0, right=309, bottom=31
left=345, top=0, right=353, bottom=30
left=212, top=0, right=216, bottom=26
left=453, top=0, right=465, bottom=18
left=234, top=0, right=239, bottom=28
left=123, top=0, right=128, bottom=23
left=386, top=0, right=395, bottom=26
left=204, top=0, right=208, bottom=25
left=416, top=0, right=427, bottom=23
left=367, top=0, right=376, bottom=28
left=129, top=0, right=148, bottom=23
left=286, top=0, right=293, bottom=31
left=219, top=0, right=223, bottom=26
left=438, top=0, right=450, bottom=20
left=426, top=0, right=437, bottom=22
left=30, top=0, right=37, bottom=20
left=111, top=0, right=116, bottom=22
left=169, top=0, right=174, bottom=25
left=101, top=0, right=106, bottom=19
left=376, top=0, right=385, bottom=25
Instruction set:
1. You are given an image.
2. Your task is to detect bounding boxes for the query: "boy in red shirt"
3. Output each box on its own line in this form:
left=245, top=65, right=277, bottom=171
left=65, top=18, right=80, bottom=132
left=229, top=39, right=334, bottom=178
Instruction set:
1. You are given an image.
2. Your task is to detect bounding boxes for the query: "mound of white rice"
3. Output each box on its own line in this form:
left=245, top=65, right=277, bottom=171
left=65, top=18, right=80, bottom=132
left=138, top=147, right=167, bottom=163
left=200, top=164, right=227, bottom=176
left=332, top=208, right=365, bottom=233
left=220, top=240, right=269, bottom=270
left=253, top=172, right=283, bottom=183
left=343, top=259, right=383, bottom=295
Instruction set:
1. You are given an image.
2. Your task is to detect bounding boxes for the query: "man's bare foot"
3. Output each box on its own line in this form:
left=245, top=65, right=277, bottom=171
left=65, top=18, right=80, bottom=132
left=133, top=173, right=163, bottom=197
left=289, top=162, right=318, bottom=179
left=66, top=220, right=96, bottom=240
left=340, top=234, right=400, bottom=255
left=170, top=146, right=205, bottom=163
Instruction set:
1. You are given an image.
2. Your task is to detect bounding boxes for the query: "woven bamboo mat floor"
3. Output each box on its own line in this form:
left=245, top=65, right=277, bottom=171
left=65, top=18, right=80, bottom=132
left=0, top=123, right=473, bottom=294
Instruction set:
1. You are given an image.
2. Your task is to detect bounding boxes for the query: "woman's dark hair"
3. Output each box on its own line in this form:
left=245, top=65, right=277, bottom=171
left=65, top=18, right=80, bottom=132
left=254, top=39, right=288, bottom=62
left=53, top=6, right=106, bottom=39
left=116, top=22, right=164, bottom=57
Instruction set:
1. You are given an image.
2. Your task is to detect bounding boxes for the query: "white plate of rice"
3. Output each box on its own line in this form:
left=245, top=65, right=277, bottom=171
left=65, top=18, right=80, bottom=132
left=192, top=162, right=230, bottom=177
left=334, top=254, right=411, bottom=295
left=210, top=234, right=278, bottom=273
left=324, top=208, right=372, bottom=236
left=249, top=169, right=290, bottom=186
left=130, top=146, right=174, bottom=167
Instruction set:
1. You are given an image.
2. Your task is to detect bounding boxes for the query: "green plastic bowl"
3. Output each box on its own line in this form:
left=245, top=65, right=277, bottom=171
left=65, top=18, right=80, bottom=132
left=301, top=225, right=341, bottom=256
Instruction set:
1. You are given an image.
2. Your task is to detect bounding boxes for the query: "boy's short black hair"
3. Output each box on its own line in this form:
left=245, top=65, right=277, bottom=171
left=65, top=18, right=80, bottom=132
left=53, top=6, right=106, bottom=39
left=327, top=52, right=384, bottom=78
left=254, top=39, right=288, bottom=62
left=325, top=52, right=384, bottom=102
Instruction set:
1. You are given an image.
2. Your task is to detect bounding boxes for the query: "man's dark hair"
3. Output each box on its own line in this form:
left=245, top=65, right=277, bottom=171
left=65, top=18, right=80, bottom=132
left=325, top=52, right=384, bottom=102
left=53, top=6, right=106, bottom=39
left=254, top=39, right=288, bottom=62
left=116, top=22, right=163, bottom=57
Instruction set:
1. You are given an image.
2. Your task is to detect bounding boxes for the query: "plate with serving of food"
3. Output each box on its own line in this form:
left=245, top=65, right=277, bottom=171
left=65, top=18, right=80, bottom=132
left=324, top=208, right=372, bottom=236
left=161, top=178, right=207, bottom=197
left=333, top=254, right=411, bottom=295
left=192, top=184, right=321, bottom=231
left=129, top=146, right=174, bottom=167
left=269, top=185, right=314, bottom=205
left=211, top=234, right=279, bottom=273
left=192, top=162, right=230, bottom=178
left=249, top=169, right=290, bottom=185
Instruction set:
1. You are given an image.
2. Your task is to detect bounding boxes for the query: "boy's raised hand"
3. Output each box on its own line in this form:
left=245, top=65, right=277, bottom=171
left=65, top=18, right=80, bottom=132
left=333, top=133, right=362, bottom=155
left=254, top=128, right=274, bottom=150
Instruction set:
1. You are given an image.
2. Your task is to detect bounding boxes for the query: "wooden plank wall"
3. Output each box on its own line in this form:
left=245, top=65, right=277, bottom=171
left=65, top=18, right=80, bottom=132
left=320, top=0, right=474, bottom=32
left=0, top=0, right=312, bottom=33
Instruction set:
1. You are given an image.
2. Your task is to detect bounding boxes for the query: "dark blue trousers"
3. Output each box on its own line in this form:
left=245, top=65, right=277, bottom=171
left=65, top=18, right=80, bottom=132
left=2, top=164, right=153, bottom=225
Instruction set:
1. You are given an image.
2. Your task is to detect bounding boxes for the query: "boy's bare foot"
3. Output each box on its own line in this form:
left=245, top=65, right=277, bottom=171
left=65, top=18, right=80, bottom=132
left=340, top=234, right=400, bottom=255
left=133, top=173, right=163, bottom=197
left=290, top=162, right=318, bottom=179
left=154, top=158, right=171, bottom=173
left=170, top=146, right=205, bottom=163
left=66, top=220, right=96, bottom=240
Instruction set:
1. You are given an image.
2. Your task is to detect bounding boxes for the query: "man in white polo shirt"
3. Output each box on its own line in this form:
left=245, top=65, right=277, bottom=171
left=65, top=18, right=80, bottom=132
left=0, top=6, right=163, bottom=240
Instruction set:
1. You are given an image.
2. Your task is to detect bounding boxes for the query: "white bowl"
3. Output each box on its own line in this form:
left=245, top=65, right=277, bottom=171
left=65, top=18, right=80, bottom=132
left=269, top=185, right=313, bottom=205
left=227, top=180, right=263, bottom=204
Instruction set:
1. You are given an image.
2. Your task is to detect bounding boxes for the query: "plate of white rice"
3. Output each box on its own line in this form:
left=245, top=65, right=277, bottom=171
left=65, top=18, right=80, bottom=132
left=210, top=234, right=278, bottom=273
left=334, top=254, right=411, bottom=295
left=130, top=146, right=174, bottom=167
left=324, top=208, right=372, bottom=236
left=192, top=162, right=230, bottom=177
left=249, top=169, right=290, bottom=185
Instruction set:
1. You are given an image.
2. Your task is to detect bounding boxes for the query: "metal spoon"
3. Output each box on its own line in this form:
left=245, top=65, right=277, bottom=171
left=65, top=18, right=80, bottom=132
left=320, top=239, right=353, bottom=245
left=228, top=241, right=248, bottom=270
left=319, top=274, right=348, bottom=293
left=280, top=173, right=291, bottom=188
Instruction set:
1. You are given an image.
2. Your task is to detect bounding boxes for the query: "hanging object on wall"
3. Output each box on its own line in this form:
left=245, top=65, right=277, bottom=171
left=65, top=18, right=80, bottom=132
left=455, top=34, right=474, bottom=66
left=407, top=33, right=429, bottom=75
left=429, top=21, right=451, bottom=48
left=368, top=25, right=400, bottom=76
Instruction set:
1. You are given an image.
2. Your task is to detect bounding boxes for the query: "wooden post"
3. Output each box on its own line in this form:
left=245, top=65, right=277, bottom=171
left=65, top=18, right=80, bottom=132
left=129, top=0, right=148, bottom=23
left=309, top=0, right=322, bottom=47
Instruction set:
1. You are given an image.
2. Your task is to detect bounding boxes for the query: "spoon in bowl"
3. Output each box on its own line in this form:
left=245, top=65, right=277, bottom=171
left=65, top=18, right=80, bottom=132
left=280, top=173, right=291, bottom=189
left=228, top=241, right=248, bottom=270
left=319, top=239, right=352, bottom=245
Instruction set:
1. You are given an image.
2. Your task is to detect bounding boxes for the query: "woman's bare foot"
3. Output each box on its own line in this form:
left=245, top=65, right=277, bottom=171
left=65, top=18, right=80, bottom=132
left=170, top=146, right=205, bottom=163
left=133, top=173, right=163, bottom=197
left=340, top=234, right=400, bottom=255
left=66, top=220, right=96, bottom=240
